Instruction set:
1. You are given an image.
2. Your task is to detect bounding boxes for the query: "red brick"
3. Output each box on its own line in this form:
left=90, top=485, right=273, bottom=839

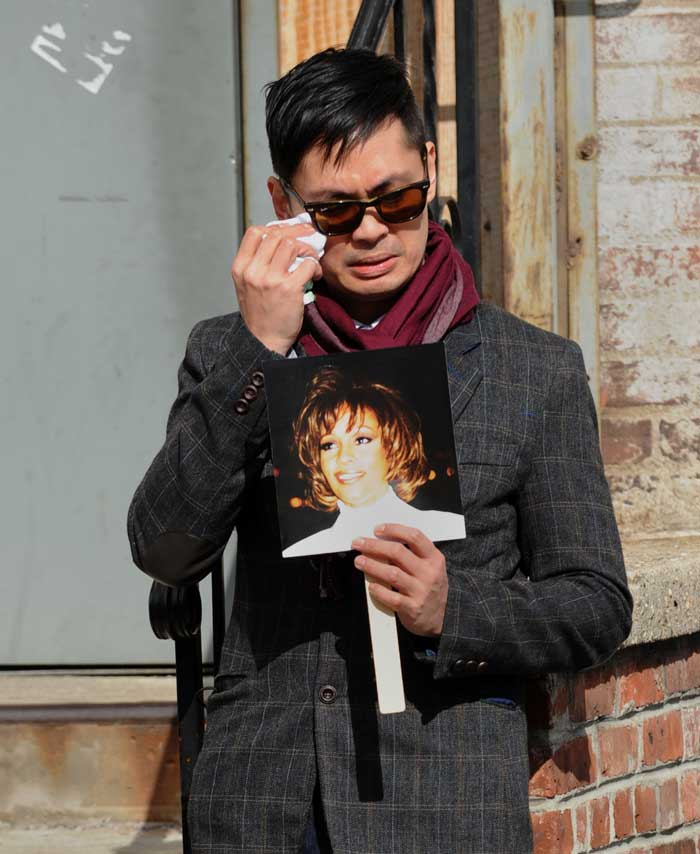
left=532, top=809, right=573, bottom=854
left=651, top=841, right=696, bottom=854
left=613, top=788, right=634, bottom=840
left=589, top=796, right=611, bottom=850
left=681, top=769, right=700, bottom=823
left=684, top=707, right=700, bottom=759
left=599, top=723, right=638, bottom=778
left=659, top=777, right=681, bottom=831
left=529, top=736, right=597, bottom=797
left=602, top=418, right=652, bottom=466
left=688, top=647, right=700, bottom=688
left=570, top=665, right=616, bottom=722
left=575, top=803, right=587, bottom=849
left=643, top=711, right=684, bottom=767
left=619, top=659, right=665, bottom=711
left=635, top=783, right=657, bottom=834
left=667, top=640, right=692, bottom=695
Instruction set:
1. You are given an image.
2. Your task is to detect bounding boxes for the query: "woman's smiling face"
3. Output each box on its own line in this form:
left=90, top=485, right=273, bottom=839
left=319, top=406, right=390, bottom=508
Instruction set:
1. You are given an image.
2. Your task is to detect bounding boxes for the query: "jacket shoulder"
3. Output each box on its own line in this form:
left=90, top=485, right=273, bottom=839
left=476, top=302, right=579, bottom=357
left=476, top=302, right=585, bottom=374
left=472, top=302, right=589, bottom=415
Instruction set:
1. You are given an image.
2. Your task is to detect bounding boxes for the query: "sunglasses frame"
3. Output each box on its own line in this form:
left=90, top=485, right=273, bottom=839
left=281, top=147, right=431, bottom=237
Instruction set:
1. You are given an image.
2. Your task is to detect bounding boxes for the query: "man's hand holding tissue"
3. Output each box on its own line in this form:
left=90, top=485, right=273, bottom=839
left=231, top=213, right=326, bottom=356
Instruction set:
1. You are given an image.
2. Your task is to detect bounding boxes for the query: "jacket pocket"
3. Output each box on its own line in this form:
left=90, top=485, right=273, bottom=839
left=458, top=437, right=519, bottom=467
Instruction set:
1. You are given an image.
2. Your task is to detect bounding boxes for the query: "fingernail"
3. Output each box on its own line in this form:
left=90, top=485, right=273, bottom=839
left=374, top=525, right=385, bottom=535
left=352, top=538, right=365, bottom=549
left=354, top=555, right=366, bottom=568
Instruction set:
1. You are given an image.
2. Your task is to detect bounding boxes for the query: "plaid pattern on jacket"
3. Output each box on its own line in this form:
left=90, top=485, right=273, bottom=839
left=128, top=302, right=632, bottom=853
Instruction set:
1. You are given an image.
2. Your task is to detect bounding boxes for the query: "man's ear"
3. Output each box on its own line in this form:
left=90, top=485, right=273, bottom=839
left=268, top=176, right=293, bottom=220
left=425, top=141, right=438, bottom=205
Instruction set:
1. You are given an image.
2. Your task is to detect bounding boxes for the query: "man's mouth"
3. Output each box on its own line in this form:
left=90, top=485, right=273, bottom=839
left=335, top=471, right=365, bottom=484
left=349, top=255, right=397, bottom=278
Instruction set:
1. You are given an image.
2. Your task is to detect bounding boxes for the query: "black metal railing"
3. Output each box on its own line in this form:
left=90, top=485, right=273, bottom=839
left=149, top=4, right=480, bottom=850
left=148, top=569, right=217, bottom=852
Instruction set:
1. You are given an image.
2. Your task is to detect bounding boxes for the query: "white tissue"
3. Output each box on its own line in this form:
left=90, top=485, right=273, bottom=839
left=265, top=211, right=326, bottom=272
left=264, top=211, right=326, bottom=304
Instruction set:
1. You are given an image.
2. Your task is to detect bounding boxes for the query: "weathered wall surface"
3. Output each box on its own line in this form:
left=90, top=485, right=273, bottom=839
left=596, top=0, right=700, bottom=537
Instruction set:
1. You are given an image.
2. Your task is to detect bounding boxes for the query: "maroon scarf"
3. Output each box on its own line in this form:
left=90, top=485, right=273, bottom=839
left=299, top=222, right=479, bottom=355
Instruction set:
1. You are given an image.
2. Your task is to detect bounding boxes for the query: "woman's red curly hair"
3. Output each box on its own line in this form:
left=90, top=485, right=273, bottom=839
left=293, top=366, right=428, bottom=512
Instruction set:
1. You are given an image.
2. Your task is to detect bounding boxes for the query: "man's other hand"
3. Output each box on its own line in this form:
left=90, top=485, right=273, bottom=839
left=352, top=524, right=448, bottom=637
left=231, top=222, right=323, bottom=355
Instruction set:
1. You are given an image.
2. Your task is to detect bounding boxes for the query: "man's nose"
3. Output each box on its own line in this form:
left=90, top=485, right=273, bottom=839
left=351, top=206, right=389, bottom=242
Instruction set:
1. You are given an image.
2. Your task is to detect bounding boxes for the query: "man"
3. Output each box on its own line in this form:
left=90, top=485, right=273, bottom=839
left=128, top=48, right=632, bottom=853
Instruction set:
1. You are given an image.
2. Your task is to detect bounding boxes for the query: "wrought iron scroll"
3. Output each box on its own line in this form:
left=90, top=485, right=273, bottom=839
left=347, top=0, right=395, bottom=50
left=149, top=579, right=204, bottom=854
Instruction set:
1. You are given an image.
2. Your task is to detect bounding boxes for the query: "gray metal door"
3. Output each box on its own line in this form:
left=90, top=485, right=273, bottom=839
left=1, top=1, right=244, bottom=665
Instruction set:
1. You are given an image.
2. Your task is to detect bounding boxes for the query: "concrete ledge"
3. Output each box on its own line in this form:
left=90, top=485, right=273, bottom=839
left=0, top=675, right=177, bottom=720
left=622, top=535, right=700, bottom=648
left=0, top=823, right=182, bottom=854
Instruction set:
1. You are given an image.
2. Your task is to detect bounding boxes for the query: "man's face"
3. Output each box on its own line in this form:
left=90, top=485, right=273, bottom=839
left=270, top=119, right=437, bottom=321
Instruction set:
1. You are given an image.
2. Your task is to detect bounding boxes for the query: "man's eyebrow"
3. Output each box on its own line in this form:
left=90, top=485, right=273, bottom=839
left=306, top=174, right=415, bottom=202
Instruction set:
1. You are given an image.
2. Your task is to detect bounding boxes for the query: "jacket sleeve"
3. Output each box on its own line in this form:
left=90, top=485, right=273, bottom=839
left=127, top=315, right=283, bottom=587
left=433, top=341, right=633, bottom=678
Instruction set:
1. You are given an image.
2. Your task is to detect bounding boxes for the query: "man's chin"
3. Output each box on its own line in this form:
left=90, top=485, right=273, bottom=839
left=335, top=269, right=411, bottom=302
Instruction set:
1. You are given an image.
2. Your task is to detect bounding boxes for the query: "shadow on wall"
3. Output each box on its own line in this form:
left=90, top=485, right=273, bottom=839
left=557, top=0, right=641, bottom=18
left=116, top=833, right=182, bottom=854
left=115, top=722, right=183, bottom=852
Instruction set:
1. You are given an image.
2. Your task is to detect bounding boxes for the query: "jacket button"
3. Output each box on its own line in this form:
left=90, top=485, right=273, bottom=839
left=452, top=659, right=479, bottom=676
left=251, top=371, right=265, bottom=387
left=477, top=661, right=489, bottom=673
left=233, top=399, right=249, bottom=415
left=242, top=385, right=258, bottom=402
left=319, top=685, right=337, bottom=704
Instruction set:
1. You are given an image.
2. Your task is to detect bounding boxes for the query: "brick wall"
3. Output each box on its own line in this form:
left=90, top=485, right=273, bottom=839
left=527, top=633, right=700, bottom=853
left=596, top=0, right=700, bottom=537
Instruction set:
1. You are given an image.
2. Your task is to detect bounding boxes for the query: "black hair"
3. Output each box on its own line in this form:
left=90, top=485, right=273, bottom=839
left=265, top=48, right=426, bottom=183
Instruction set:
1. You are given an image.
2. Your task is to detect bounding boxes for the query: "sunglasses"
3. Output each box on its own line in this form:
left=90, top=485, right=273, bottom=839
left=281, top=150, right=431, bottom=237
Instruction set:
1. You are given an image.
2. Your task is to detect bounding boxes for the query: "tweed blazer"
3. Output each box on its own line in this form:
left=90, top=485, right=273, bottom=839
left=128, top=302, right=632, bottom=854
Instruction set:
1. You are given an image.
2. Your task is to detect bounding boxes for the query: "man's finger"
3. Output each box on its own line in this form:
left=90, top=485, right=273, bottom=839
left=354, top=554, right=418, bottom=596
left=268, top=237, right=301, bottom=275
left=266, top=221, right=317, bottom=239
left=286, top=256, right=322, bottom=290
left=373, top=523, right=437, bottom=559
left=366, top=581, right=404, bottom=614
left=351, top=536, right=422, bottom=576
left=234, top=226, right=267, bottom=270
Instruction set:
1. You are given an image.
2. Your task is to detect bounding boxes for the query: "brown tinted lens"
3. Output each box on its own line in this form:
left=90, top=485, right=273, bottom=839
left=314, top=203, right=363, bottom=235
left=377, top=186, right=426, bottom=222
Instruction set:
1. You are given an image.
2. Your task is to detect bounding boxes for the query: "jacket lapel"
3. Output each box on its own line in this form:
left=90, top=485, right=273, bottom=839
left=443, top=314, right=483, bottom=423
